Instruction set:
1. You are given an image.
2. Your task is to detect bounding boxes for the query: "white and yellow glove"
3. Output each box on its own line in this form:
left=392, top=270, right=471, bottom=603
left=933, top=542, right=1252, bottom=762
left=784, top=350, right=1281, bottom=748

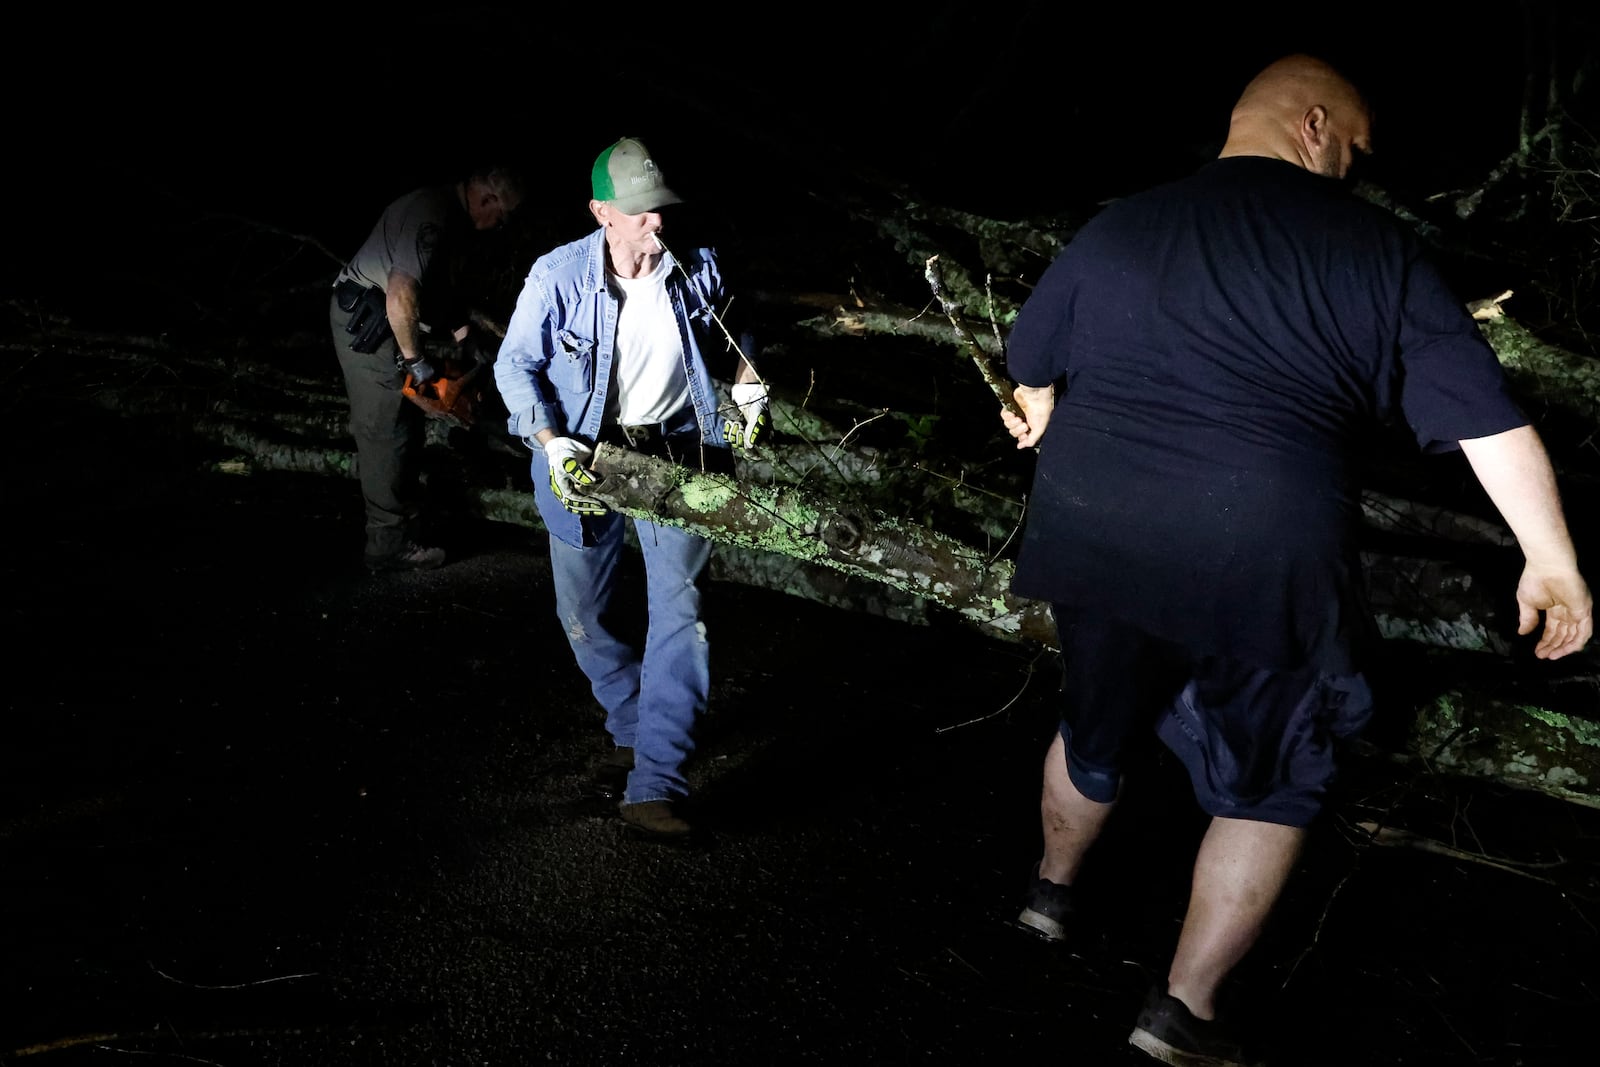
left=726, top=382, right=770, bottom=453
left=543, top=437, right=606, bottom=516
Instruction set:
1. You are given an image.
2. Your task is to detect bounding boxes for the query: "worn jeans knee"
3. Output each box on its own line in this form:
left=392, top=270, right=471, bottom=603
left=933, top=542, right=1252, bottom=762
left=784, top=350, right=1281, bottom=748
left=548, top=519, right=713, bottom=803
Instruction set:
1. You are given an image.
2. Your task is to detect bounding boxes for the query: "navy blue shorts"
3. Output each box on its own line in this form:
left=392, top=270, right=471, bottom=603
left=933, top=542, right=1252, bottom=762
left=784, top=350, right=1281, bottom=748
left=1051, top=606, right=1374, bottom=827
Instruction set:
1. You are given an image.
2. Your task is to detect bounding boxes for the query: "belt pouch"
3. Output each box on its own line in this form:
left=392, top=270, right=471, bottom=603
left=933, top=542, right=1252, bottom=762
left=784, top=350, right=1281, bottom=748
left=334, top=276, right=365, bottom=313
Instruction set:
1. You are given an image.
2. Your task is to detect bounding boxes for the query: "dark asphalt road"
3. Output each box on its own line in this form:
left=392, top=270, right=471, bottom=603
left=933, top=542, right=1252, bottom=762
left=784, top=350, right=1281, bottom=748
left=6, top=403, right=1599, bottom=1067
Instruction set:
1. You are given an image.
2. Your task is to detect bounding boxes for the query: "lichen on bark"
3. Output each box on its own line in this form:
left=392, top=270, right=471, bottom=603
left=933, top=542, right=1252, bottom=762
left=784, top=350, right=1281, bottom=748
left=586, top=444, right=1055, bottom=644
left=1410, top=690, right=1600, bottom=808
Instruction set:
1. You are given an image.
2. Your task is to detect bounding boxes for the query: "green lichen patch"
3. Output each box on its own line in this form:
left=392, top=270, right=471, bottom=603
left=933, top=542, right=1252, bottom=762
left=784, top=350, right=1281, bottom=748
left=677, top=475, right=740, bottom=512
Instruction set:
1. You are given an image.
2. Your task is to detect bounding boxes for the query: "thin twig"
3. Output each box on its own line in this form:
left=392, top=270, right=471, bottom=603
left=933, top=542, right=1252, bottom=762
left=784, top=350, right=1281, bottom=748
left=935, top=648, right=1048, bottom=733
left=151, top=963, right=321, bottom=990
left=986, top=498, right=1028, bottom=568
left=1353, top=822, right=1569, bottom=878
left=652, top=233, right=767, bottom=392
left=95, top=1046, right=230, bottom=1066
left=831, top=409, right=891, bottom=455
left=1281, top=867, right=1355, bottom=991
left=985, top=272, right=1006, bottom=355
left=908, top=461, right=1028, bottom=507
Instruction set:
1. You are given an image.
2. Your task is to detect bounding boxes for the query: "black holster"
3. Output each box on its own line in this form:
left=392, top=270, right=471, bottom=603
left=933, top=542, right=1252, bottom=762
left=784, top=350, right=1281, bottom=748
left=341, top=283, right=394, bottom=354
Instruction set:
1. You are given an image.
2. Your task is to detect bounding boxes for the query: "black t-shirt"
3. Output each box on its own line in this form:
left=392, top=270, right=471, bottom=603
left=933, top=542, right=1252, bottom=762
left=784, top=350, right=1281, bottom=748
left=1006, top=156, right=1526, bottom=674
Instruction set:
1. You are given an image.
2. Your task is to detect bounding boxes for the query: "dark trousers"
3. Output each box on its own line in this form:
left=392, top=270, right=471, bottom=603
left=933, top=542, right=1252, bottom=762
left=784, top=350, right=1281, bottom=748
left=1050, top=606, right=1372, bottom=827
left=329, top=294, right=423, bottom=558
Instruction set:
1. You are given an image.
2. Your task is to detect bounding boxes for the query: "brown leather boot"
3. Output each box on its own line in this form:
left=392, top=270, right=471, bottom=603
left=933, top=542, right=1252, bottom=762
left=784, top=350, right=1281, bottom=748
left=618, top=799, right=693, bottom=842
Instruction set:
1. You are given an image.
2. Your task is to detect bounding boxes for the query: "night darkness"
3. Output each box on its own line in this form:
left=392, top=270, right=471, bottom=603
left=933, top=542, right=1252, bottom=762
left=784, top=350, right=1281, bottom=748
left=14, top=2, right=1584, bottom=350
left=6, top=4, right=1600, bottom=1066
left=16, top=5, right=1565, bottom=259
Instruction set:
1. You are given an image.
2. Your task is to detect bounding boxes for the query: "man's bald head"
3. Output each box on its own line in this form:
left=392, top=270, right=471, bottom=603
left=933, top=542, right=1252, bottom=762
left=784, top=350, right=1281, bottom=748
left=1219, top=54, right=1373, bottom=179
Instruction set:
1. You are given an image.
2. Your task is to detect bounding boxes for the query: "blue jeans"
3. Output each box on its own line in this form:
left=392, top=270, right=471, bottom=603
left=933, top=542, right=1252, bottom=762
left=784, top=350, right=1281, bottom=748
left=548, top=518, right=712, bottom=805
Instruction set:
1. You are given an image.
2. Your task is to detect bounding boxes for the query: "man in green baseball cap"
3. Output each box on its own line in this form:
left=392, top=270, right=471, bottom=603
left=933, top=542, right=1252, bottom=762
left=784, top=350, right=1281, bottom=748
left=493, top=136, right=770, bottom=842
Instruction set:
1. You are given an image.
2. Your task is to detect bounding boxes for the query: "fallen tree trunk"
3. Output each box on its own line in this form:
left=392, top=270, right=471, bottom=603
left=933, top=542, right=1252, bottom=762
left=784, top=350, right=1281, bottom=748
left=16, top=324, right=1575, bottom=661
left=9, top=323, right=1596, bottom=807
left=585, top=441, right=1056, bottom=644
left=1354, top=668, right=1600, bottom=811
left=576, top=445, right=1600, bottom=809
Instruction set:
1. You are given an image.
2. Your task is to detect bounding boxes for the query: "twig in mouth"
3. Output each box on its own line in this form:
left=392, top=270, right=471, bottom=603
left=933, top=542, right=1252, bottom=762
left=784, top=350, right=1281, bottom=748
left=651, top=232, right=768, bottom=392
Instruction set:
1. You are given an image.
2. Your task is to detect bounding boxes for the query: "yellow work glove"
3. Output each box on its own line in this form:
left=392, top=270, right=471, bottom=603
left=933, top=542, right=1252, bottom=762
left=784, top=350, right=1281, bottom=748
left=543, top=437, right=606, bottom=516
left=726, top=382, right=770, bottom=453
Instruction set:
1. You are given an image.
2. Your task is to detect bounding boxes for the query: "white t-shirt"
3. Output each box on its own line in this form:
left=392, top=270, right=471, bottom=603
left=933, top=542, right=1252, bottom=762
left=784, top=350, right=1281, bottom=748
left=609, top=256, right=689, bottom=426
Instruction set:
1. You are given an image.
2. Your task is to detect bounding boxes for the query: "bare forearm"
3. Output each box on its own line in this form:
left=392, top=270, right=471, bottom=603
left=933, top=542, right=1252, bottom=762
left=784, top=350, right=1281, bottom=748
left=385, top=271, right=425, bottom=363
left=1459, top=424, right=1592, bottom=658
left=1458, top=425, right=1578, bottom=568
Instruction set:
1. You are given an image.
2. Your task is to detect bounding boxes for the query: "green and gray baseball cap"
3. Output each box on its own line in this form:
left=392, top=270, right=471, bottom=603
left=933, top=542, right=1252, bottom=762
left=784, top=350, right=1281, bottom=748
left=591, top=137, right=683, bottom=215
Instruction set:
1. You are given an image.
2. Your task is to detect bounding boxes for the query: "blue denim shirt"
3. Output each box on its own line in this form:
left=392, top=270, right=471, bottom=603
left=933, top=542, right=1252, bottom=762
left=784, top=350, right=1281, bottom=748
left=493, top=225, right=747, bottom=546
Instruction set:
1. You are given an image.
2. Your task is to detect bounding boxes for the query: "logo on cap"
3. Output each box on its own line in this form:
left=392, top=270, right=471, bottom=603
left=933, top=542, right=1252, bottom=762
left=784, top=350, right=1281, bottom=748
left=592, top=137, right=683, bottom=214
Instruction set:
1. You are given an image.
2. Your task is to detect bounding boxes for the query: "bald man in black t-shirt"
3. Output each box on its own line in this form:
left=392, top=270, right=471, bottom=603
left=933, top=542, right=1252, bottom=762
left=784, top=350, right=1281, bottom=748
left=998, top=54, right=1591, bottom=1066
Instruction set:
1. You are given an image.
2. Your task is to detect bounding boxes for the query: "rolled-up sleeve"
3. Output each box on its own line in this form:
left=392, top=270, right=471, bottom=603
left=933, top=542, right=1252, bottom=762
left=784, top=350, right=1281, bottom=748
left=493, top=283, right=558, bottom=445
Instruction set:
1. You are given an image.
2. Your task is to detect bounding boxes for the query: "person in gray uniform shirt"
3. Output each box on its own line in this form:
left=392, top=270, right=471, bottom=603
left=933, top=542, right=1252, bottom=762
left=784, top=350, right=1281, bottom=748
left=330, top=164, right=522, bottom=572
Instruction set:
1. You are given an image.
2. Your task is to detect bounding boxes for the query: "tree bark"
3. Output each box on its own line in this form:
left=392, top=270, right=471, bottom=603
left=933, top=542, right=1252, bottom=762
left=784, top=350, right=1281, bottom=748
left=585, top=441, right=1056, bottom=645
left=8, top=281, right=1596, bottom=809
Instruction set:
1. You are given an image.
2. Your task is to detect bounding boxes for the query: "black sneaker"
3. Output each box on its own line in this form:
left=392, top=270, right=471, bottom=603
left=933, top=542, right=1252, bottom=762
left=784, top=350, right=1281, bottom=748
left=590, top=746, right=634, bottom=800
left=366, top=541, right=447, bottom=573
left=1015, top=861, right=1076, bottom=942
left=1128, top=984, right=1262, bottom=1067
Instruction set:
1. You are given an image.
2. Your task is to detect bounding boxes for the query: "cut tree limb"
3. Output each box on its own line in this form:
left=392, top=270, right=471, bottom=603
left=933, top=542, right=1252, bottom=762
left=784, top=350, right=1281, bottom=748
left=584, top=442, right=1056, bottom=646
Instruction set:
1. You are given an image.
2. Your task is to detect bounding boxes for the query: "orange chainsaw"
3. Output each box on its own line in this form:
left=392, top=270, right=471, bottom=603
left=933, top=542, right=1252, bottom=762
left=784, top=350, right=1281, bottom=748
left=401, top=351, right=489, bottom=429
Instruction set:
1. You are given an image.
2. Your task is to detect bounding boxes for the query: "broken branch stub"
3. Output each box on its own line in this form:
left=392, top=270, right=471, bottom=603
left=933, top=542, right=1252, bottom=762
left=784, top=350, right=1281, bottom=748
left=924, top=255, right=1024, bottom=419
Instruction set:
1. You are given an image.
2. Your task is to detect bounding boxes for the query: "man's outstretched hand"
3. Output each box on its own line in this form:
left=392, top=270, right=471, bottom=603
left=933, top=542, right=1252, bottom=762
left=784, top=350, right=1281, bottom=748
left=1515, top=566, right=1593, bottom=660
